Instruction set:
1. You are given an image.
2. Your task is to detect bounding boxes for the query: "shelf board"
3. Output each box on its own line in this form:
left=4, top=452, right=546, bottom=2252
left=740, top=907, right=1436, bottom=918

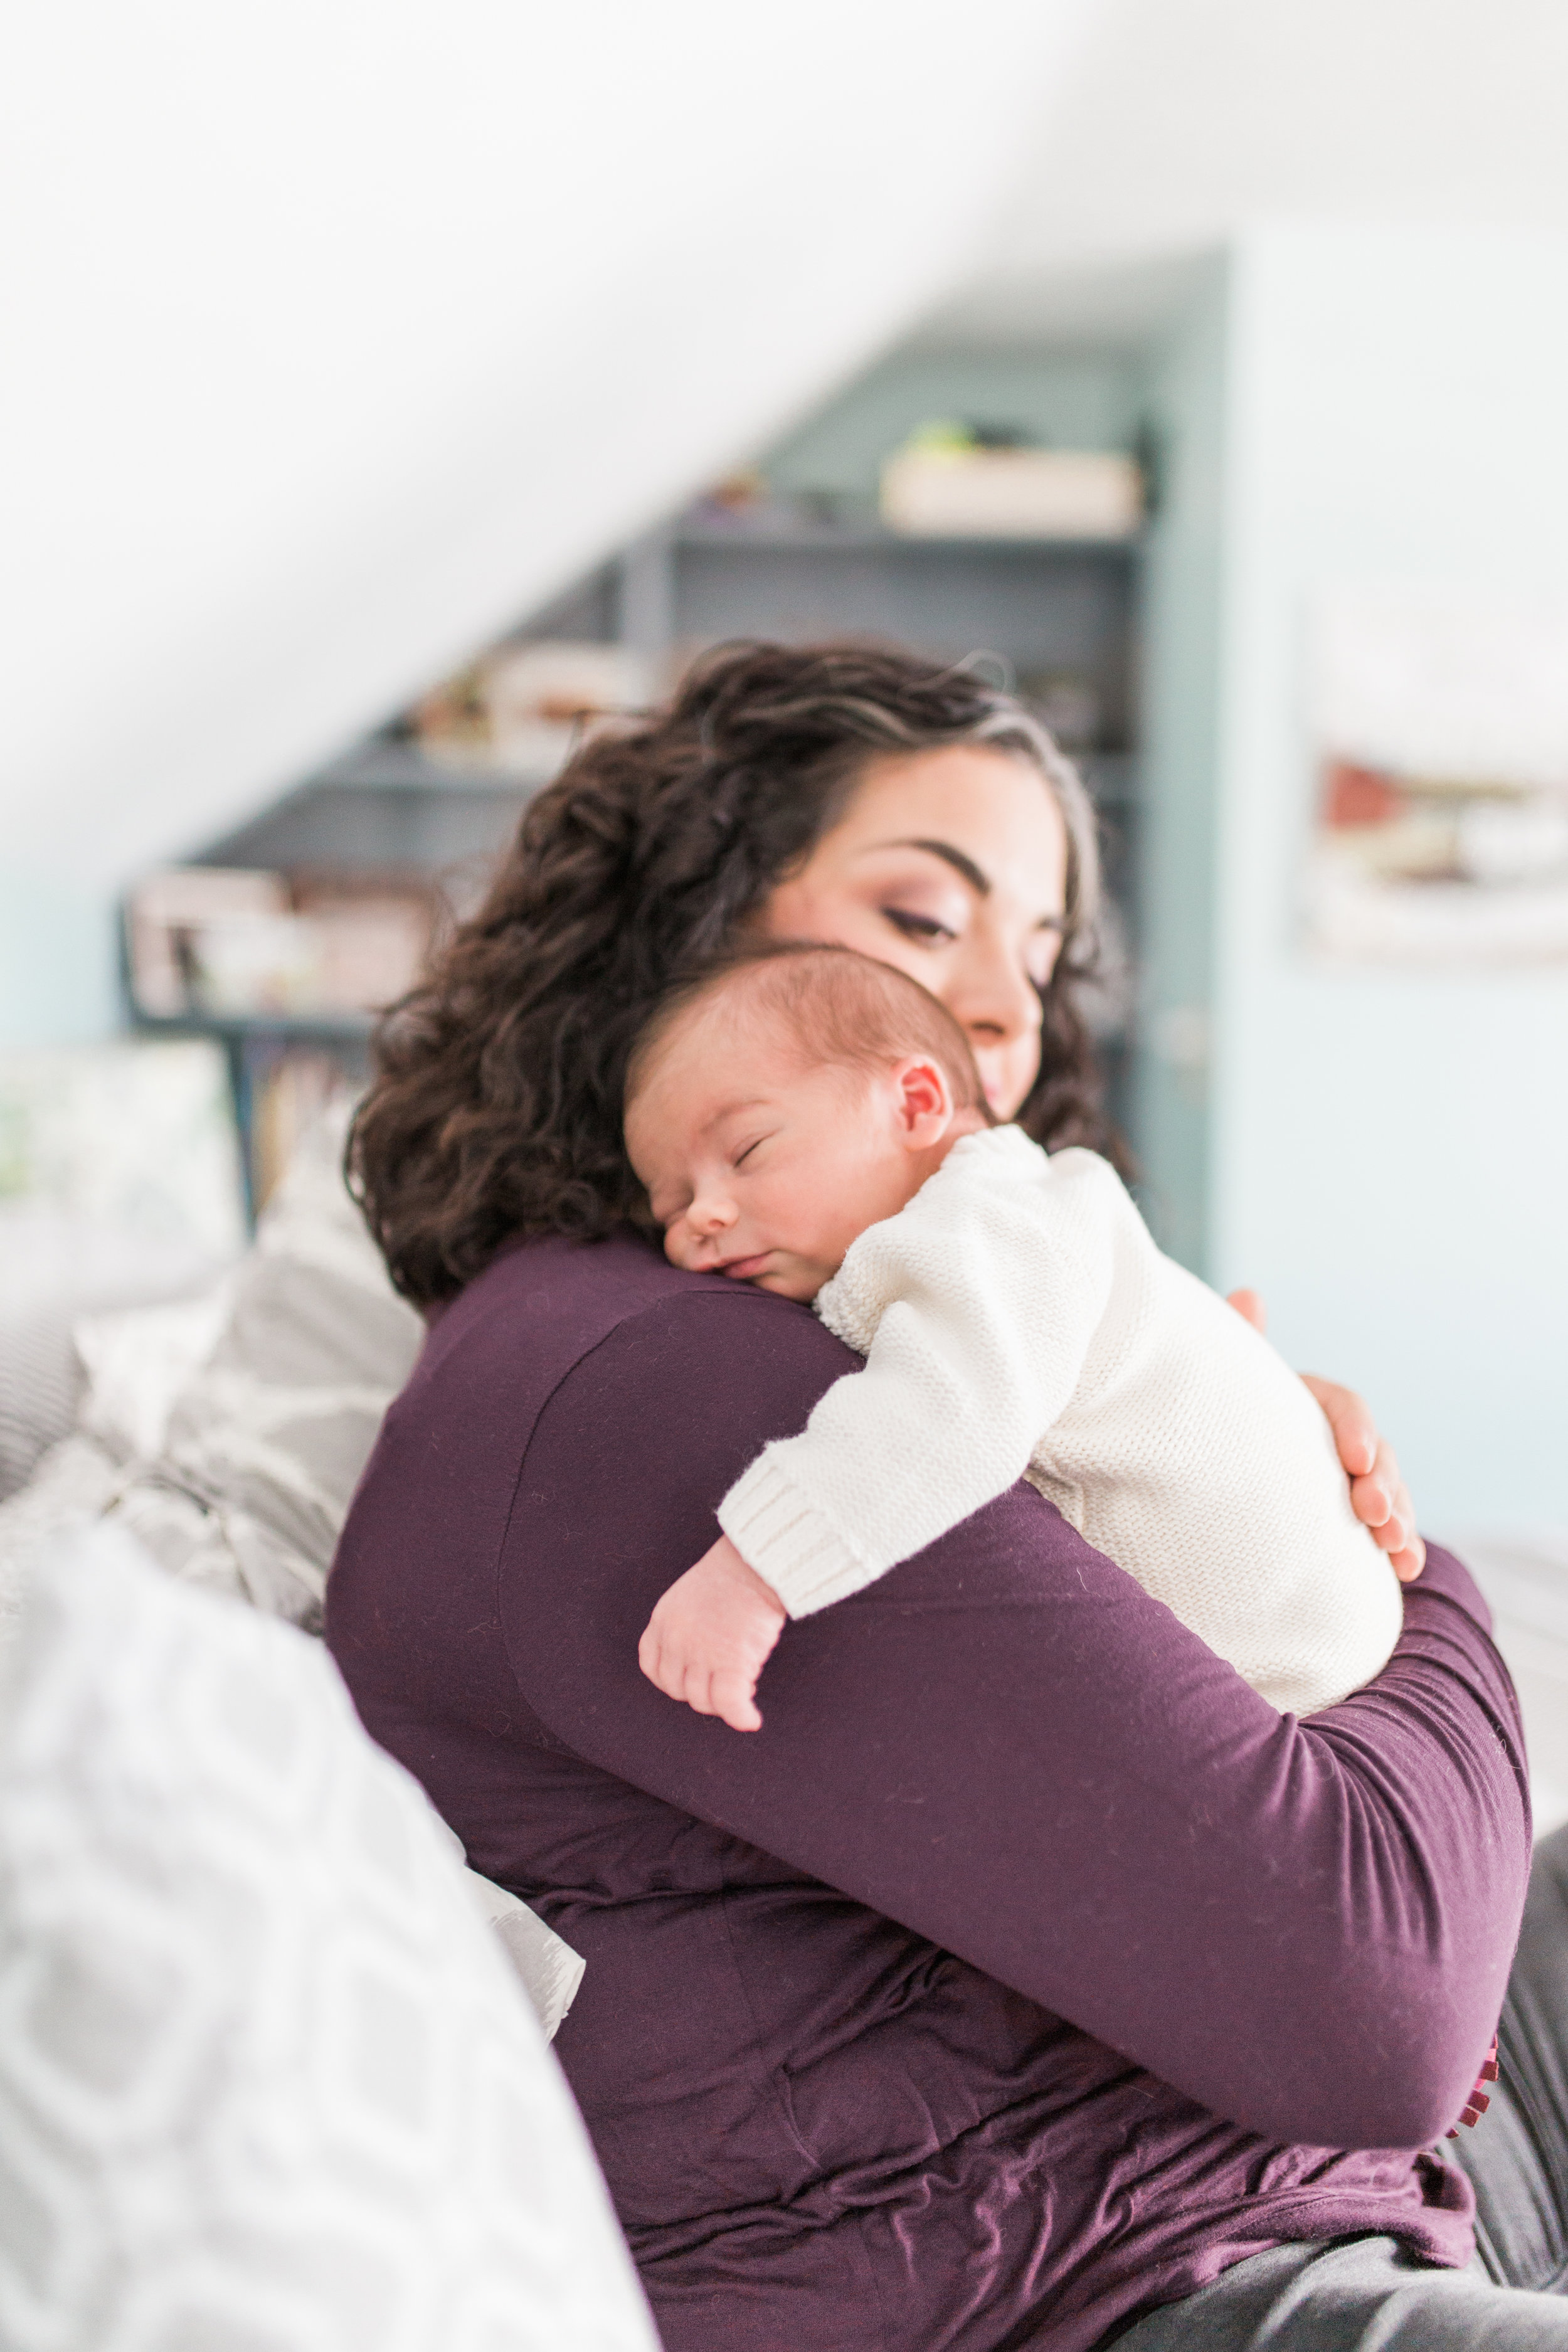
left=129, top=1009, right=377, bottom=1046
left=675, top=517, right=1143, bottom=557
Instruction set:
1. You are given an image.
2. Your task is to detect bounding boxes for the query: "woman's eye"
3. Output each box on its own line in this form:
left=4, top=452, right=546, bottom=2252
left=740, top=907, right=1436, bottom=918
left=882, top=907, right=956, bottom=945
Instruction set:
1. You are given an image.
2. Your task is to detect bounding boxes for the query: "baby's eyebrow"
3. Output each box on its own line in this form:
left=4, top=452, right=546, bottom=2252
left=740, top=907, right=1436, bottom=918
left=700, top=1095, right=771, bottom=1135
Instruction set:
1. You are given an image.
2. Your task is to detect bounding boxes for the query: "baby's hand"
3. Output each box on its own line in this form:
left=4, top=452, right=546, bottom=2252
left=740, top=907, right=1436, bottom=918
left=638, top=1535, right=787, bottom=1732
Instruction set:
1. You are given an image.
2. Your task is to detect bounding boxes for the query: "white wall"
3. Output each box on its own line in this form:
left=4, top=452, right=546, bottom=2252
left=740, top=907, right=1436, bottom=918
left=0, top=0, right=1095, bottom=1047
left=1204, top=223, right=1568, bottom=1537
left=931, top=0, right=1568, bottom=341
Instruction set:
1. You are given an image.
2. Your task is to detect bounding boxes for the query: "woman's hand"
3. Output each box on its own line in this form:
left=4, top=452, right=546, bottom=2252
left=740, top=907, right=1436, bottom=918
left=1226, top=1290, right=1426, bottom=1583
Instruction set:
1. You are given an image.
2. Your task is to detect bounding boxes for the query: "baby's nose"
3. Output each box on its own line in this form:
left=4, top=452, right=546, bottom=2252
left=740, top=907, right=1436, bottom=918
left=689, top=1190, right=738, bottom=1236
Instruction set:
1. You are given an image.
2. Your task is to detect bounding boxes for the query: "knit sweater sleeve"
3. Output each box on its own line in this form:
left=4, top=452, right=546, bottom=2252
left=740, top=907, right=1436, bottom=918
left=718, top=1130, right=1117, bottom=1617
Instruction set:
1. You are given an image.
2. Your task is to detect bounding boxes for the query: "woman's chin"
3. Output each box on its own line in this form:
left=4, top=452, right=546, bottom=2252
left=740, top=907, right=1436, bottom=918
left=978, top=1053, right=1039, bottom=1122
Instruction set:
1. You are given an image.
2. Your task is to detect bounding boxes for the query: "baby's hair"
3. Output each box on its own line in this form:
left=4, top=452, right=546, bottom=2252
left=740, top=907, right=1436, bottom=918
left=624, top=941, right=993, bottom=1121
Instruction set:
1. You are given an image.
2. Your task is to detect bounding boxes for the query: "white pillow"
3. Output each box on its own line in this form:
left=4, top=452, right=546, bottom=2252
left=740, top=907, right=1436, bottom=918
left=0, top=1526, right=655, bottom=2352
left=102, top=1104, right=427, bottom=1629
left=74, top=1281, right=236, bottom=1464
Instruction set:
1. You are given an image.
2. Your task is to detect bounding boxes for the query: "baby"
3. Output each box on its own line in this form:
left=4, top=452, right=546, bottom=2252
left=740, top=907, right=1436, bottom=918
left=623, top=942, right=1402, bottom=1732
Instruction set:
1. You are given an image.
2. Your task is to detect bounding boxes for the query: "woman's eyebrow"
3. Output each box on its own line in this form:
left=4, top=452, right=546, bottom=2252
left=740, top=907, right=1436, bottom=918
left=871, top=837, right=992, bottom=895
left=866, top=836, right=1066, bottom=929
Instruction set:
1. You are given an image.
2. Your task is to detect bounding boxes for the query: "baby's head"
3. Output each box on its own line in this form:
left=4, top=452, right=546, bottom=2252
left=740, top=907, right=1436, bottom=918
left=623, top=943, right=990, bottom=1301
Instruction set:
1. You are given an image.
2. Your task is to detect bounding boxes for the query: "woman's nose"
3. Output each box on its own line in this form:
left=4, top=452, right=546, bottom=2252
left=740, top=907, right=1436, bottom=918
left=950, top=924, right=1044, bottom=1046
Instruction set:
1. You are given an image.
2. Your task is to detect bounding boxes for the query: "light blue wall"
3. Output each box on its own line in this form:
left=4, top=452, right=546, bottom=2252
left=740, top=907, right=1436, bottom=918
left=1201, top=225, right=1568, bottom=1538
left=0, top=869, right=120, bottom=1047
left=1129, top=258, right=1231, bottom=1270
left=763, top=349, right=1145, bottom=507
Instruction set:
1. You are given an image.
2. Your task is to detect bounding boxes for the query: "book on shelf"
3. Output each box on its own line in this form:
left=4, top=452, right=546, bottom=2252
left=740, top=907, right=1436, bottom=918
left=413, top=638, right=652, bottom=778
left=880, top=439, right=1142, bottom=542
left=127, top=868, right=435, bottom=1024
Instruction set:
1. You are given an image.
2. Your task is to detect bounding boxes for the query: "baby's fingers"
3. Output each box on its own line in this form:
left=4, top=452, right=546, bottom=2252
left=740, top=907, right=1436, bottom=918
left=640, top=1619, right=698, bottom=1705
left=681, top=1663, right=721, bottom=1719
left=637, top=1618, right=665, bottom=1689
left=710, top=1665, right=763, bottom=1734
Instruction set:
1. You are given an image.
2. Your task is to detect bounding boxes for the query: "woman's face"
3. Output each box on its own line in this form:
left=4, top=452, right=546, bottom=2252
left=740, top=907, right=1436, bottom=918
left=758, top=745, right=1069, bottom=1120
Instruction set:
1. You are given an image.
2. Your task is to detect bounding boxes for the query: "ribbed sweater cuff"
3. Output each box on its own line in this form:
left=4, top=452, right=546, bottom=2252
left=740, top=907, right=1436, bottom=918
left=717, top=1453, right=874, bottom=1619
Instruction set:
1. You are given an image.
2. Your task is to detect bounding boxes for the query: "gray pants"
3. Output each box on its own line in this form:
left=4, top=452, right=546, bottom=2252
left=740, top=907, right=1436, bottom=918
left=1118, top=1824, right=1568, bottom=2348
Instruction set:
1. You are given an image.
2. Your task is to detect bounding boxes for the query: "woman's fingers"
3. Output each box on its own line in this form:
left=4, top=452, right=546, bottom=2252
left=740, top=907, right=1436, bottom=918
left=1301, top=1376, right=1427, bottom=1582
left=1298, top=1374, right=1379, bottom=1480
left=1353, top=1448, right=1426, bottom=1581
left=1385, top=1535, right=1428, bottom=1583
left=1349, top=1436, right=1402, bottom=1531
left=1226, top=1287, right=1267, bottom=1335
left=1299, top=1374, right=1419, bottom=1568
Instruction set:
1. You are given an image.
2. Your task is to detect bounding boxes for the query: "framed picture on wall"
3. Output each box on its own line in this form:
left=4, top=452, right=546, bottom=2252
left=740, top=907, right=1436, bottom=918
left=1304, top=583, right=1568, bottom=963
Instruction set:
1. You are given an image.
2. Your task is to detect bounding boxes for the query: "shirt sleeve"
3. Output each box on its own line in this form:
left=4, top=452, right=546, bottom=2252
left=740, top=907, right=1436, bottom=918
left=718, top=1141, right=1117, bottom=1615
left=501, top=1285, right=1532, bottom=2154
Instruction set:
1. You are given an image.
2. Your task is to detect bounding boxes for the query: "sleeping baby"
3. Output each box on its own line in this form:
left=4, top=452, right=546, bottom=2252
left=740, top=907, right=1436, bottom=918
left=622, top=941, right=1402, bottom=1732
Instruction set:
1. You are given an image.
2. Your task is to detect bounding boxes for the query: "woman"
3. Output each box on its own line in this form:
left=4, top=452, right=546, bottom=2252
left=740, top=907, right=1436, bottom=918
left=329, top=644, right=1566, bottom=2348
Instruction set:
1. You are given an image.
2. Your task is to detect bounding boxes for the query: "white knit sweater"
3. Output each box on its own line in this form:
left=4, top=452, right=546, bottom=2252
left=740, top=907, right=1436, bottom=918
left=718, top=1127, right=1402, bottom=1717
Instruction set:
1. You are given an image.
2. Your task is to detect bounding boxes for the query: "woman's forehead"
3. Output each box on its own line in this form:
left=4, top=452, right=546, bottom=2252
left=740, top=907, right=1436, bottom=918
left=841, top=745, right=1060, bottom=851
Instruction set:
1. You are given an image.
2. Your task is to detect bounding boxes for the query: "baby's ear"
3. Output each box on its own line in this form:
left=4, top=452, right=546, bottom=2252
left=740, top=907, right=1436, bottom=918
left=891, top=1054, right=954, bottom=1145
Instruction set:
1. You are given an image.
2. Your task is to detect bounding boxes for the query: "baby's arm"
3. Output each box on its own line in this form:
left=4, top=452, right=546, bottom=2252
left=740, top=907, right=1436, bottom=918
left=718, top=1136, right=1118, bottom=1620
left=635, top=1141, right=1118, bottom=1725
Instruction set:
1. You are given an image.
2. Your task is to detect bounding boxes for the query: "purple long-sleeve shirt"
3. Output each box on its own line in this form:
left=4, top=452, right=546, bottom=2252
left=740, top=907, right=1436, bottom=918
left=327, top=1232, right=1532, bottom=2352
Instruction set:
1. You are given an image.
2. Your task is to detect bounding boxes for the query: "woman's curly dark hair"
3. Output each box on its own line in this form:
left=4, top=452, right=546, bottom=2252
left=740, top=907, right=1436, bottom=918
left=350, top=639, right=1125, bottom=1307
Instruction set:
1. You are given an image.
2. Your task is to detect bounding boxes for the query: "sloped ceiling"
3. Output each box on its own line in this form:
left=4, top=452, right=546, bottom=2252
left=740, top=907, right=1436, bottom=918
left=7, top=0, right=1568, bottom=905
left=926, top=0, right=1568, bottom=342
left=1, top=0, right=1095, bottom=892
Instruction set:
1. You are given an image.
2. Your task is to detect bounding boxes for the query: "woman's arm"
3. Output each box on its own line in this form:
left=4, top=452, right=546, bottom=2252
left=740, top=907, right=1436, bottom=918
left=501, top=1288, right=1530, bottom=2155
